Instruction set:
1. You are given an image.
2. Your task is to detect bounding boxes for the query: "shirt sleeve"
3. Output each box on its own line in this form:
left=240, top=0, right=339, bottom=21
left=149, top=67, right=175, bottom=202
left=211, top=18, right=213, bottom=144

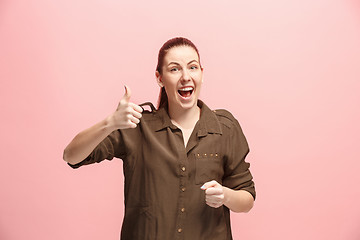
left=67, top=129, right=126, bottom=169
left=222, top=118, right=256, bottom=200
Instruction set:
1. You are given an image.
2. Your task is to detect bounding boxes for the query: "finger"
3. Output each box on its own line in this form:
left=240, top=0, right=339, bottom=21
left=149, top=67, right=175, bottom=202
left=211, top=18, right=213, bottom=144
left=129, top=102, right=143, bottom=114
left=206, top=196, right=224, bottom=207
left=206, top=194, right=224, bottom=203
left=127, top=120, right=137, bottom=129
left=122, top=85, right=131, bottom=102
left=200, top=180, right=219, bottom=190
left=131, top=109, right=142, bottom=119
left=205, top=187, right=223, bottom=195
left=128, top=114, right=140, bottom=124
left=129, top=102, right=143, bottom=113
left=127, top=108, right=142, bottom=120
left=205, top=198, right=220, bottom=206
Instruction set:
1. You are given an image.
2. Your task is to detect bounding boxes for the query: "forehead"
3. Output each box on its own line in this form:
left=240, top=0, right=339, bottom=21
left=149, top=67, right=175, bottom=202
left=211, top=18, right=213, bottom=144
left=164, top=46, right=199, bottom=64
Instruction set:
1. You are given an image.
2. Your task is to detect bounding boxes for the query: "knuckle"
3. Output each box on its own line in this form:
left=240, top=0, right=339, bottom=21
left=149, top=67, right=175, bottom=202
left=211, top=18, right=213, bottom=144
left=119, top=99, right=127, bottom=106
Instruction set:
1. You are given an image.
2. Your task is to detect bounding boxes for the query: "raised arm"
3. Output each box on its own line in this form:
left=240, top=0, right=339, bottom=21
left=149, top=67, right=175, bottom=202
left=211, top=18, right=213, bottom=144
left=63, top=86, right=143, bottom=165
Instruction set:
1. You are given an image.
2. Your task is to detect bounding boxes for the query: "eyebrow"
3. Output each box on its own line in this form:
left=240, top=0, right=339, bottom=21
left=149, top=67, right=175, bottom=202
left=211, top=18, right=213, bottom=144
left=167, top=60, right=199, bottom=66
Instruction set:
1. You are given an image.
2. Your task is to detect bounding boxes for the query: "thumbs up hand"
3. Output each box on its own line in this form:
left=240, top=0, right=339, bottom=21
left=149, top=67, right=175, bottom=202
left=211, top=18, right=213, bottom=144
left=108, top=85, right=143, bottom=129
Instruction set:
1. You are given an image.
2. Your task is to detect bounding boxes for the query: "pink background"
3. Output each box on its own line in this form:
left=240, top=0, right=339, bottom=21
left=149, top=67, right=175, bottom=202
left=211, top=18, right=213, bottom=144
left=1, top=0, right=360, bottom=239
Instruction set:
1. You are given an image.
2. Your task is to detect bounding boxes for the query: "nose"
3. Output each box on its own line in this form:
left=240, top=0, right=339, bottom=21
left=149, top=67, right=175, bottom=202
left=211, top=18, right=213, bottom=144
left=181, top=69, right=191, bottom=82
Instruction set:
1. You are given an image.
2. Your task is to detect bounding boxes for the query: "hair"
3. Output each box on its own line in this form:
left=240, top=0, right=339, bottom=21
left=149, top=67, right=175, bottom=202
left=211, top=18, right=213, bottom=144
left=156, top=37, right=201, bottom=109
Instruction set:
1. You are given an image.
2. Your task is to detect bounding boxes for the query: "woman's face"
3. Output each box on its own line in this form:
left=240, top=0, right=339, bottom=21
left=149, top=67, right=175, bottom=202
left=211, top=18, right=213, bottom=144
left=156, top=45, right=203, bottom=111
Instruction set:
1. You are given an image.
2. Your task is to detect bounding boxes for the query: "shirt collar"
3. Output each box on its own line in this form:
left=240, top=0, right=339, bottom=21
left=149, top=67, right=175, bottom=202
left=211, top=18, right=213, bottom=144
left=153, top=100, right=222, bottom=136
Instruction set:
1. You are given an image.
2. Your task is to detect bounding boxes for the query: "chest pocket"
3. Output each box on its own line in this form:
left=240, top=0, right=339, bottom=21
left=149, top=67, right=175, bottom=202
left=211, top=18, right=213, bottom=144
left=195, top=153, right=223, bottom=185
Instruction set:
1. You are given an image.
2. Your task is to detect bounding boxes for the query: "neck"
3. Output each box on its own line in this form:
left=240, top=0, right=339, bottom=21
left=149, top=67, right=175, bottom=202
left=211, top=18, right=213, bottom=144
left=168, top=102, right=200, bottom=130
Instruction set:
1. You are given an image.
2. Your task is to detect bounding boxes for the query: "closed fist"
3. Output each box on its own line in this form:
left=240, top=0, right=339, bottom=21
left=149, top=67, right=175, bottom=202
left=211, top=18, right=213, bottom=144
left=201, top=180, right=225, bottom=208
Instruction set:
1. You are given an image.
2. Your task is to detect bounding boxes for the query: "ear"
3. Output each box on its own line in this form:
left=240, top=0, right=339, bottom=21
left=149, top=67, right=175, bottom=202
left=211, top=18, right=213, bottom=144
left=155, top=71, right=164, bottom=88
left=201, top=67, right=204, bottom=83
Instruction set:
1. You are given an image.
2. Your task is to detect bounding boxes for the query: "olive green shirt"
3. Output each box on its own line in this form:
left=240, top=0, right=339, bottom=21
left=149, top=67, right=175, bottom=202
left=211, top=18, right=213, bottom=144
left=68, top=100, right=256, bottom=240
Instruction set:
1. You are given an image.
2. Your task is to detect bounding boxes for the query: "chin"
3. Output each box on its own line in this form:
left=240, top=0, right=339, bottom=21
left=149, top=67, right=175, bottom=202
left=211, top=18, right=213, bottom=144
left=170, top=91, right=199, bottom=111
left=178, top=98, right=198, bottom=110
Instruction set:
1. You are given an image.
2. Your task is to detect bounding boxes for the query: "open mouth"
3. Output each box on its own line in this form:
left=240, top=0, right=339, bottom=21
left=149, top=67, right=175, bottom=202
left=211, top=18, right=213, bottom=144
left=178, top=87, right=194, bottom=98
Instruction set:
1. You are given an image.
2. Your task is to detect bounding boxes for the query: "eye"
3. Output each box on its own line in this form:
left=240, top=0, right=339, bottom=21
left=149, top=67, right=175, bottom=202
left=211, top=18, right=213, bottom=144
left=170, top=67, right=179, bottom=72
left=190, top=65, right=198, bottom=70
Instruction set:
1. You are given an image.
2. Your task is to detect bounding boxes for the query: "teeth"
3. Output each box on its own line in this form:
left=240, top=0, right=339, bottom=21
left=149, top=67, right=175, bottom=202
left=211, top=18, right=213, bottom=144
left=179, top=87, right=194, bottom=91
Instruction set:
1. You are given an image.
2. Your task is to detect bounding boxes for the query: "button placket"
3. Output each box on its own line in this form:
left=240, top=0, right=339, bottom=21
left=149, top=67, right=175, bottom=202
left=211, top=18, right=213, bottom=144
left=176, top=167, right=186, bottom=238
left=174, top=125, right=201, bottom=239
left=175, top=137, right=188, bottom=239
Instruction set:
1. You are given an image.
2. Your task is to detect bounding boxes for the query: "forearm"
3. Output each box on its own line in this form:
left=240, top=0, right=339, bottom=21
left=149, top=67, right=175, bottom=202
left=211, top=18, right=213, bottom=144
left=63, top=86, right=143, bottom=165
left=222, top=187, right=254, bottom=213
left=63, top=115, right=116, bottom=165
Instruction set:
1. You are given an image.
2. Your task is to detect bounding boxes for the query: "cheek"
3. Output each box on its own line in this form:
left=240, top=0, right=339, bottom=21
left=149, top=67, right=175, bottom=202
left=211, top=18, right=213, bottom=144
left=193, top=73, right=203, bottom=85
left=169, top=76, right=182, bottom=87
left=162, top=79, right=177, bottom=92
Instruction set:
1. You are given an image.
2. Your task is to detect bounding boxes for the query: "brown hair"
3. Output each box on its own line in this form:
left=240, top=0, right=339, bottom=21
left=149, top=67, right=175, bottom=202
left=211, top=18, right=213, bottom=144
left=156, top=37, right=201, bottom=109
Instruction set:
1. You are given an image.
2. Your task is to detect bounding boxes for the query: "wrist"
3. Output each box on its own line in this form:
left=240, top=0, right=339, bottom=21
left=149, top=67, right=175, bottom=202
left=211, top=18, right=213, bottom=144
left=104, top=114, right=117, bottom=132
left=222, top=186, right=231, bottom=206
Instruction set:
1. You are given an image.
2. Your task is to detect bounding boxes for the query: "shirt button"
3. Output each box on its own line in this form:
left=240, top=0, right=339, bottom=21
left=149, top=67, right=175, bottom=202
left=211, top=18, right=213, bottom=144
left=181, top=208, right=185, bottom=213
left=178, top=228, right=182, bottom=233
left=181, top=166, right=186, bottom=172
left=181, top=187, right=186, bottom=192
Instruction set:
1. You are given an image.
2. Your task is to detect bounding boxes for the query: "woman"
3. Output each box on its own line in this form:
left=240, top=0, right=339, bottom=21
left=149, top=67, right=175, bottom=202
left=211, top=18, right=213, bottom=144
left=63, top=37, right=256, bottom=240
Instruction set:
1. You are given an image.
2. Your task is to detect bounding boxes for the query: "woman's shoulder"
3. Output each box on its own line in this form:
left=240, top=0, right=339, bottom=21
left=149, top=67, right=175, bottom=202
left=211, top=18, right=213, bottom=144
left=212, top=109, right=240, bottom=129
left=138, top=102, right=160, bottom=120
left=136, top=102, right=171, bottom=130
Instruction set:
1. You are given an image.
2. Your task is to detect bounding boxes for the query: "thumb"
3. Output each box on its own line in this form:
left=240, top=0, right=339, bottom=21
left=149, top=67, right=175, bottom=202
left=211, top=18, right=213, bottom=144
left=122, top=85, right=131, bottom=102
left=200, top=180, right=218, bottom=190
